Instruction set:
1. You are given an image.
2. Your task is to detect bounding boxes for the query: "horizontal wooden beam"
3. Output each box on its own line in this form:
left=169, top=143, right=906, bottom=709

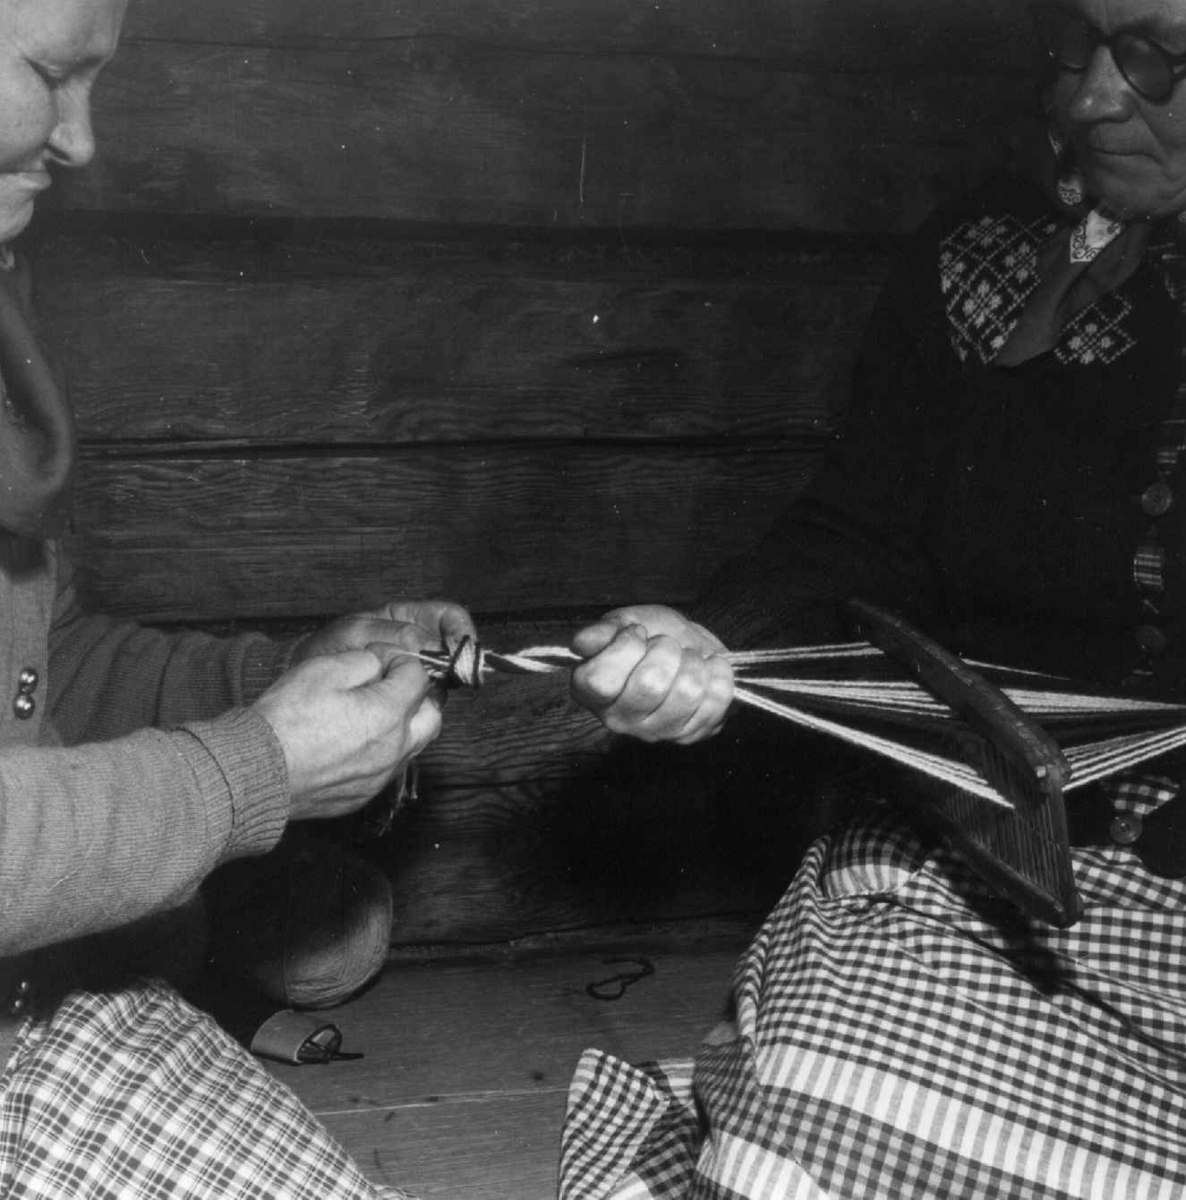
left=121, top=0, right=1032, bottom=72
left=35, top=235, right=886, bottom=445
left=67, top=442, right=822, bottom=620
left=54, top=37, right=1031, bottom=232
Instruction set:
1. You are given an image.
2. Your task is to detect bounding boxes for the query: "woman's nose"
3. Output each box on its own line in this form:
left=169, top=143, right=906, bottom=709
left=1066, top=43, right=1138, bottom=123
left=47, top=85, right=97, bottom=169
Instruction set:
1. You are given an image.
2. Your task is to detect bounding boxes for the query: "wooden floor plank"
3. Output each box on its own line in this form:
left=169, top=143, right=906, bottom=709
left=268, top=925, right=754, bottom=1197
left=273, top=934, right=744, bottom=1105
left=322, top=1094, right=564, bottom=1199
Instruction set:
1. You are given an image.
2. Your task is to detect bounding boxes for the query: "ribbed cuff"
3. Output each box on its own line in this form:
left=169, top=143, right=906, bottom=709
left=176, top=708, right=289, bottom=862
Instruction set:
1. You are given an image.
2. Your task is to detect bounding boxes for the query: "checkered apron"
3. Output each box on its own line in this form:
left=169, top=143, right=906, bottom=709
left=561, top=777, right=1186, bottom=1199
left=0, top=980, right=414, bottom=1199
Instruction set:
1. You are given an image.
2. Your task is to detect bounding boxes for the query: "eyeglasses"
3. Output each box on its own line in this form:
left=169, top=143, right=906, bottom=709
left=1031, top=3, right=1186, bottom=104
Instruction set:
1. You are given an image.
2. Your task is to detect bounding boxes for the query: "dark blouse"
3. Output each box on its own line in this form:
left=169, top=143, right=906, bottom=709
left=697, top=172, right=1186, bottom=699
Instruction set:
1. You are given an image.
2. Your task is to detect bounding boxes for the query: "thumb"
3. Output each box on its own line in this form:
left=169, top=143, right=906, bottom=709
left=377, top=658, right=444, bottom=753
left=367, top=653, right=435, bottom=703
left=294, top=647, right=386, bottom=690
left=571, top=614, right=640, bottom=659
left=365, top=640, right=431, bottom=676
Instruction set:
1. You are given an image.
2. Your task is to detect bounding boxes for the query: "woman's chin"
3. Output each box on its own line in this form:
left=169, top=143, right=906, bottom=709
left=0, top=200, right=36, bottom=246
left=1079, top=163, right=1185, bottom=223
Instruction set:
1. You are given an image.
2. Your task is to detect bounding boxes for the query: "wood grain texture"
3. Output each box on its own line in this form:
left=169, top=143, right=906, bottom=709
left=67, top=442, right=822, bottom=620
left=368, top=776, right=801, bottom=945
left=376, top=763, right=834, bottom=942
left=35, top=235, right=886, bottom=445
left=56, top=35, right=1032, bottom=231
left=267, top=926, right=752, bottom=1198
left=122, top=0, right=1030, bottom=70
left=273, top=931, right=743, bottom=1104
left=326, top=1093, right=562, bottom=1198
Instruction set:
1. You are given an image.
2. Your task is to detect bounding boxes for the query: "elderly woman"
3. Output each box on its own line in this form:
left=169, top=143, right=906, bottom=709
left=562, top=0, right=1186, bottom=1195
left=0, top=1, right=474, bottom=1197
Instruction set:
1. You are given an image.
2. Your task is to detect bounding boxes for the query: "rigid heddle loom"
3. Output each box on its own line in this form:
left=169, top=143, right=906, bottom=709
left=422, top=599, right=1186, bottom=928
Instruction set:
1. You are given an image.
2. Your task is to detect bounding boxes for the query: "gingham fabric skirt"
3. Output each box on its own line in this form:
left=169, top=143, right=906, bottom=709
left=561, top=780, right=1186, bottom=1199
left=0, top=980, right=413, bottom=1200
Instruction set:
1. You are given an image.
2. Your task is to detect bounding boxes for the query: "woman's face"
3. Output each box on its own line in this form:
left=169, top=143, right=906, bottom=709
left=1052, top=0, right=1186, bottom=219
left=0, top=0, right=125, bottom=244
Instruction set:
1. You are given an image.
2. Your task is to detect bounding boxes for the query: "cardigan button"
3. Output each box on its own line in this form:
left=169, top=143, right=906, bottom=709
left=1135, top=624, right=1167, bottom=655
left=4, top=977, right=32, bottom=1017
left=13, top=667, right=39, bottom=719
left=1141, top=482, right=1174, bottom=516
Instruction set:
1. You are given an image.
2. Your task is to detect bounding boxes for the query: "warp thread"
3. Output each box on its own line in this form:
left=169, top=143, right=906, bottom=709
left=410, top=636, right=1186, bottom=809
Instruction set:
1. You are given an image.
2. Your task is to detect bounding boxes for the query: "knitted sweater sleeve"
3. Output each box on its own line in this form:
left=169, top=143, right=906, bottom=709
left=0, top=709, right=289, bottom=956
left=0, top=549, right=294, bottom=956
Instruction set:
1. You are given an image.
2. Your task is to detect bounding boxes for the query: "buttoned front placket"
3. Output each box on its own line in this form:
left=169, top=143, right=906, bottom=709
left=1108, top=249, right=1186, bottom=872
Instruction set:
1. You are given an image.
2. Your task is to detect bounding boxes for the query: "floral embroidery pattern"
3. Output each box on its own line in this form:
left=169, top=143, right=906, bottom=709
left=1054, top=292, right=1135, bottom=366
left=941, top=214, right=1137, bottom=368
left=940, top=215, right=1057, bottom=365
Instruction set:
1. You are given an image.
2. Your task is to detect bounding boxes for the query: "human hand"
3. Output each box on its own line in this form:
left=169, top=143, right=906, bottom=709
left=291, top=599, right=477, bottom=669
left=570, top=604, right=733, bottom=744
left=253, top=648, right=444, bottom=821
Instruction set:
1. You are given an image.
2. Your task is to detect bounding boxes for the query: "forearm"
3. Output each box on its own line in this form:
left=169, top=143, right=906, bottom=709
left=0, top=708, right=288, bottom=956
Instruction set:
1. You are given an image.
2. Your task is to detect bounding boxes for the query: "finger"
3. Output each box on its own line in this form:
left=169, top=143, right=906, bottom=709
left=294, top=647, right=387, bottom=689
left=364, top=640, right=430, bottom=675
left=594, top=634, right=686, bottom=728
left=571, top=624, right=649, bottom=707
left=434, top=603, right=479, bottom=652
left=670, top=654, right=734, bottom=744
left=406, top=688, right=445, bottom=754
left=350, top=617, right=437, bottom=652
left=571, top=613, right=637, bottom=659
left=383, top=600, right=478, bottom=647
left=369, top=654, right=434, bottom=702
left=364, top=658, right=442, bottom=763
left=617, top=644, right=711, bottom=740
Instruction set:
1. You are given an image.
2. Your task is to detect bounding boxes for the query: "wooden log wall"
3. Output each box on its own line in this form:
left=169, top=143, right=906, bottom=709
left=31, top=0, right=1034, bottom=944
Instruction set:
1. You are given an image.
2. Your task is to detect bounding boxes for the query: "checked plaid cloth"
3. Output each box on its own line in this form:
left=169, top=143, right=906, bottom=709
left=0, top=980, right=413, bottom=1199
left=561, top=776, right=1186, bottom=1199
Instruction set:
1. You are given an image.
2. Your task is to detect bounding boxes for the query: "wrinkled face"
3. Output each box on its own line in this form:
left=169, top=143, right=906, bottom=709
left=1050, top=0, right=1186, bottom=218
left=0, top=0, right=125, bottom=244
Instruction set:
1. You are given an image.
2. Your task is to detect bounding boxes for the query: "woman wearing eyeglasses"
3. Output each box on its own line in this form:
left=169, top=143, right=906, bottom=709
left=559, top=1, right=1186, bottom=1196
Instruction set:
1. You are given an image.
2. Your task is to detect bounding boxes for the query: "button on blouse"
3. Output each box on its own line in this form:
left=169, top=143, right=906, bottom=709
left=13, top=665, right=37, bottom=720
left=1141, top=481, right=1174, bottom=517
